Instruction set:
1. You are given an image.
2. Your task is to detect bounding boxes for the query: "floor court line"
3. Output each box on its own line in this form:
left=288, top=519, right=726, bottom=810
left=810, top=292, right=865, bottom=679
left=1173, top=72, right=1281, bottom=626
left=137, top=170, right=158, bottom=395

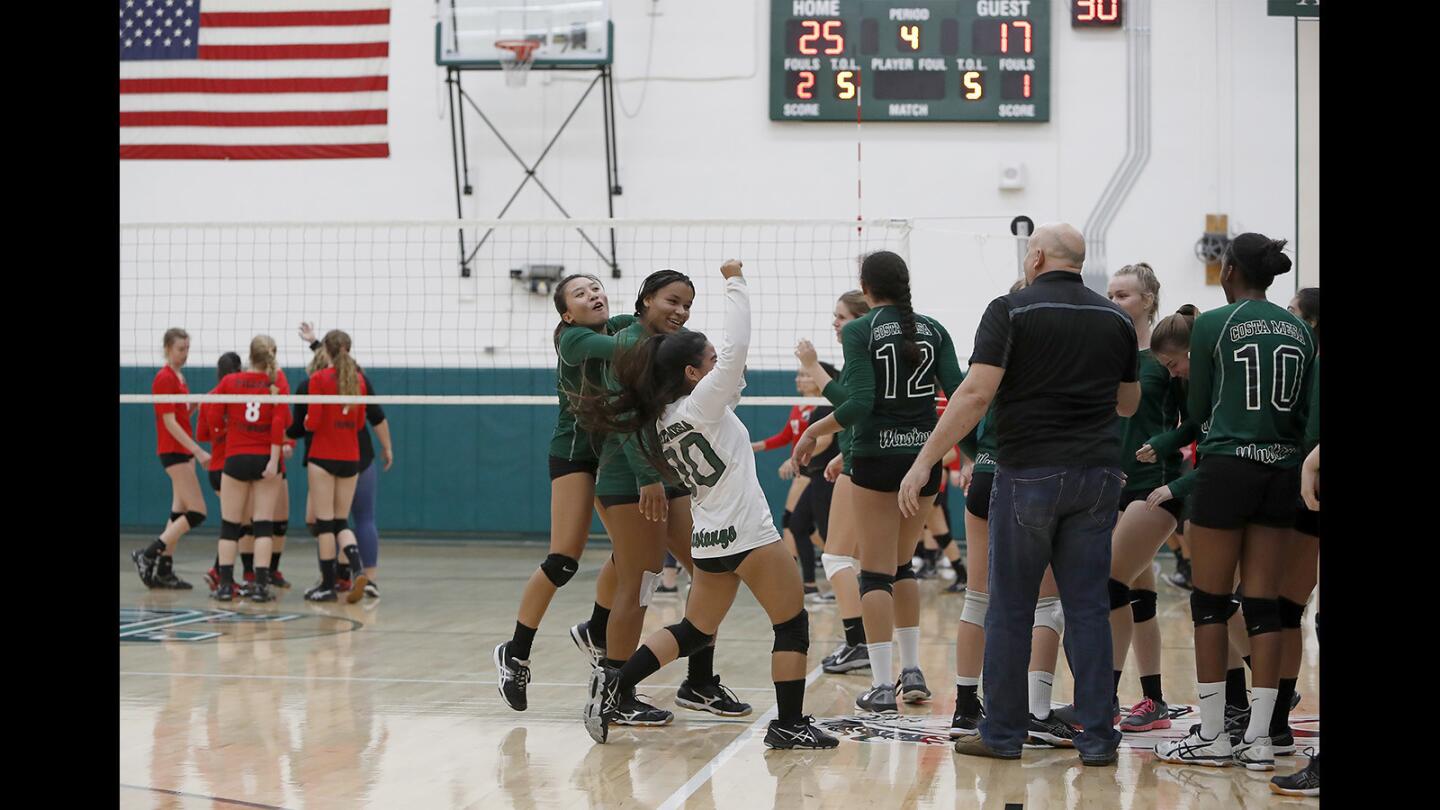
left=657, top=664, right=826, bottom=810
left=120, top=783, right=290, bottom=810
left=117, top=669, right=792, bottom=693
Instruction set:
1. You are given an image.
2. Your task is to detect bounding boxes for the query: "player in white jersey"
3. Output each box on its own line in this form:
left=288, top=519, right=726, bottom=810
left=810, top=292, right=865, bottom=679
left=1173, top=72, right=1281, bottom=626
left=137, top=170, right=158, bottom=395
left=575, top=260, right=838, bottom=750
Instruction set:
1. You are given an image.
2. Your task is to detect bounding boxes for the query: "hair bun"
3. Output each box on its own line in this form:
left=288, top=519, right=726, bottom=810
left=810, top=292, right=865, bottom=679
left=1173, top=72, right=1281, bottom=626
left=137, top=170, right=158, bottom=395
left=1263, top=239, right=1292, bottom=276
left=1176, top=304, right=1199, bottom=317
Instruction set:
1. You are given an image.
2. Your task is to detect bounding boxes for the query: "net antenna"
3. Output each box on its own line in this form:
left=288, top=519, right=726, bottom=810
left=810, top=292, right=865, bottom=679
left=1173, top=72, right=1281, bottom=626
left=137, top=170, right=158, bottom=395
left=495, top=38, right=542, bottom=87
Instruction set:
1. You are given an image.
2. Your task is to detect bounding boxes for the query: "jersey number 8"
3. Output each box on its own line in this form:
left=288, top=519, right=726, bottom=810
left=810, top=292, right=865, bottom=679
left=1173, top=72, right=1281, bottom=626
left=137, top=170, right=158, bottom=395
left=244, top=401, right=262, bottom=422
left=663, top=433, right=727, bottom=490
left=875, top=343, right=935, bottom=400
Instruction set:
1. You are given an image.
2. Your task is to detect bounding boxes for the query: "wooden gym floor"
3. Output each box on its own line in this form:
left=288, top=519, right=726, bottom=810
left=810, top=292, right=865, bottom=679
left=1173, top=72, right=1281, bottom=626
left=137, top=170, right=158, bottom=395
left=119, top=536, right=1319, bottom=809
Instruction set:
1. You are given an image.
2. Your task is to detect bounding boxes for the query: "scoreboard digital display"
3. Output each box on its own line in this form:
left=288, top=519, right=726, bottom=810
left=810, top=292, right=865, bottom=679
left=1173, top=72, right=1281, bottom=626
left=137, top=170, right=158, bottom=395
left=771, top=1, right=1050, bottom=122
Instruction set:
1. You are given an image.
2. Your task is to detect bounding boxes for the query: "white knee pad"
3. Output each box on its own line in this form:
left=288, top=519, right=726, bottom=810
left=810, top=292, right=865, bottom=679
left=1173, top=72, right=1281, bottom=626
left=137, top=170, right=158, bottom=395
left=1033, top=596, right=1064, bottom=635
left=821, top=553, right=858, bottom=582
left=638, top=570, right=662, bottom=607
left=960, top=589, right=989, bottom=628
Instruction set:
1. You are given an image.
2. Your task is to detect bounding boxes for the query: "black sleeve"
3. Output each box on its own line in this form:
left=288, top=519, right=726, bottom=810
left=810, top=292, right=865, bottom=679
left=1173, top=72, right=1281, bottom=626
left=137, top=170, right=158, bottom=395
left=309, top=339, right=321, bottom=352
left=968, top=296, right=1012, bottom=368
left=361, top=373, right=386, bottom=424
left=1120, top=318, right=1140, bottom=383
left=287, top=377, right=310, bottom=440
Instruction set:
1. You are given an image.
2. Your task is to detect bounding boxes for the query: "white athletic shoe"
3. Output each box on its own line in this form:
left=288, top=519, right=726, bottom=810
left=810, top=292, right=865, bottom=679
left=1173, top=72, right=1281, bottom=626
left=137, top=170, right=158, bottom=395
left=1233, top=735, right=1276, bottom=771
left=1154, top=726, right=1233, bottom=768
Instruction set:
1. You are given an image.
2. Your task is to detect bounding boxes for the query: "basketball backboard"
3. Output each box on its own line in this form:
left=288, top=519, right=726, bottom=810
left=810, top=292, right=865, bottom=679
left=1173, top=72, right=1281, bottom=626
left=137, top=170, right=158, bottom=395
left=437, top=0, right=612, bottom=67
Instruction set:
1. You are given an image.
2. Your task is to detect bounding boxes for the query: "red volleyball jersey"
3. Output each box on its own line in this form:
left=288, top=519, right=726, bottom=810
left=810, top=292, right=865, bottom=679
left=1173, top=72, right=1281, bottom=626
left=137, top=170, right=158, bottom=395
left=304, top=367, right=368, bottom=462
left=760, top=405, right=815, bottom=451
left=209, top=370, right=291, bottom=457
left=196, top=389, right=228, bottom=471
left=152, top=365, right=194, bottom=456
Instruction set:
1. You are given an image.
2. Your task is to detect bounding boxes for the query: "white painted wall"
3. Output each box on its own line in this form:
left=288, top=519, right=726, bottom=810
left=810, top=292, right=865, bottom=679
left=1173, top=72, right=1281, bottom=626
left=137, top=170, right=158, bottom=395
left=120, top=0, right=1307, bottom=365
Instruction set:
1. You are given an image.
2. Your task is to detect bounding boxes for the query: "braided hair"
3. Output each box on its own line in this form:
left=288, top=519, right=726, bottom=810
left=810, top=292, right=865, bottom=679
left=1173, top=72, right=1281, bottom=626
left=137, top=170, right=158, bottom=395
left=1224, top=233, right=1292, bottom=291
left=634, top=269, right=695, bottom=319
left=860, top=251, right=922, bottom=366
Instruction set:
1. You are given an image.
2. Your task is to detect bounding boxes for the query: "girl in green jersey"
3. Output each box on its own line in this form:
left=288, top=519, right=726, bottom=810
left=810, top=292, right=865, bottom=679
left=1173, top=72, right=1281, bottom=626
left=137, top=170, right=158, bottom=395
left=1154, top=234, right=1316, bottom=772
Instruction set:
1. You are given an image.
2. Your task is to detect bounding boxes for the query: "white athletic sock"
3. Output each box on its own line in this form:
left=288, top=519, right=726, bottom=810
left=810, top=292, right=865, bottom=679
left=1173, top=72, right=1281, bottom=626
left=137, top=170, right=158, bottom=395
left=869, top=642, right=894, bottom=687
left=1028, top=671, right=1054, bottom=719
left=956, top=675, right=979, bottom=687
left=1245, top=687, right=1278, bottom=743
left=1197, top=680, right=1227, bottom=740
left=895, top=626, right=920, bottom=669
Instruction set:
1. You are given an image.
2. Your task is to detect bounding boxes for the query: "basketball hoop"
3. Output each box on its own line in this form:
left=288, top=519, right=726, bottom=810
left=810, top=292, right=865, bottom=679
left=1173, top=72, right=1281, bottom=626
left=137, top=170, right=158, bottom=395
left=495, top=39, right=542, bottom=87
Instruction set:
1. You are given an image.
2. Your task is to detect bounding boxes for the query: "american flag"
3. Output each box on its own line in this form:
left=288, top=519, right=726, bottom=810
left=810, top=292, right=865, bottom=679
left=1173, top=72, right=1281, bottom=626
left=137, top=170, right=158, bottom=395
left=119, top=0, right=390, bottom=160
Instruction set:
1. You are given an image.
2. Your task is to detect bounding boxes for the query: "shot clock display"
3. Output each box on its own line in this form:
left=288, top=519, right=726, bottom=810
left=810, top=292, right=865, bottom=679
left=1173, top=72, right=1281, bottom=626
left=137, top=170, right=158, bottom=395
left=771, top=0, right=1050, bottom=122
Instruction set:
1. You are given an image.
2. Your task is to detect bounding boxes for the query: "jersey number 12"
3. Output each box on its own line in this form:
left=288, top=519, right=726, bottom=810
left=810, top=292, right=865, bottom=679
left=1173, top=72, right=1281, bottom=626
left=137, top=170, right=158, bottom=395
left=876, top=343, right=935, bottom=400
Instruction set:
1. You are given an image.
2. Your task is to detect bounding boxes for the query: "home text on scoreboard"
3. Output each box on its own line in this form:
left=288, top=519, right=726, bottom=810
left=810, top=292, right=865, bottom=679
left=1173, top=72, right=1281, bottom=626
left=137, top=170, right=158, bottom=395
left=771, top=1, right=1052, bottom=122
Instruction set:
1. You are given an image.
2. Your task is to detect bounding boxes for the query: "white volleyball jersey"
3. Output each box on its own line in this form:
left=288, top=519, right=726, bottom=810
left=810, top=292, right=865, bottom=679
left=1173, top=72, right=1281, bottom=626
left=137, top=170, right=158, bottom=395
left=658, top=277, right=780, bottom=560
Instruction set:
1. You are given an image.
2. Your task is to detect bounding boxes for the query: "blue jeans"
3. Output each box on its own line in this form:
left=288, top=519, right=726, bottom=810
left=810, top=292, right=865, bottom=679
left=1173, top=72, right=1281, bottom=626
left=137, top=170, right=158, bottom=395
left=979, top=464, right=1125, bottom=760
left=352, top=462, right=380, bottom=569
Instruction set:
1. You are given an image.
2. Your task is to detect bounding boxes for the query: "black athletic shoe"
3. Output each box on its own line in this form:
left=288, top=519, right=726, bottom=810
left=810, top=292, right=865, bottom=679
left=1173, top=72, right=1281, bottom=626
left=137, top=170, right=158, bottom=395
left=364, top=580, right=379, bottom=598
left=952, top=561, right=968, bottom=588
left=569, top=621, right=605, bottom=667
left=855, top=683, right=898, bottom=715
left=764, top=716, right=839, bottom=750
left=1269, top=750, right=1319, bottom=797
left=494, top=641, right=530, bottom=712
left=270, top=569, right=292, bottom=589
left=1270, top=730, right=1296, bottom=756
left=822, top=643, right=870, bottom=674
left=304, top=584, right=338, bottom=602
left=1027, top=712, right=1078, bottom=748
left=249, top=582, right=276, bottom=603
left=675, top=675, right=753, bottom=717
left=950, top=702, right=983, bottom=739
left=583, top=666, right=622, bottom=744
left=152, top=570, right=194, bottom=590
left=210, top=582, right=236, bottom=602
left=945, top=577, right=967, bottom=594
left=613, top=687, right=674, bottom=726
left=131, top=549, right=157, bottom=588
left=1222, top=704, right=1251, bottom=745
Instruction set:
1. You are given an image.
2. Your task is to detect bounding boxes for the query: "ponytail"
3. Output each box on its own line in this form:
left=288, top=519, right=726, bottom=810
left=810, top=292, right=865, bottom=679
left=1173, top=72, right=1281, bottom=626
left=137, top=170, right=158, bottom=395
left=860, top=251, right=922, bottom=366
left=249, top=335, right=280, bottom=395
left=322, top=330, right=359, bottom=413
left=571, top=330, right=709, bottom=482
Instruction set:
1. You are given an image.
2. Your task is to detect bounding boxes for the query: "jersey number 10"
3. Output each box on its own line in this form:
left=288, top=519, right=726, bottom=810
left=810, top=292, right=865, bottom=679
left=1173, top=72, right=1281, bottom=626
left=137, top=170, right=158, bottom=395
left=1232, top=344, right=1306, bottom=412
left=875, top=343, right=935, bottom=400
left=664, top=433, right=727, bottom=490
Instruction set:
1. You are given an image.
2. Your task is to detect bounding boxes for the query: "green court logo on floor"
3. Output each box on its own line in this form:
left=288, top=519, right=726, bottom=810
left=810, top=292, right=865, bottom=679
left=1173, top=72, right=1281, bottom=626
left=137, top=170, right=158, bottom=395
left=120, top=607, right=301, bottom=642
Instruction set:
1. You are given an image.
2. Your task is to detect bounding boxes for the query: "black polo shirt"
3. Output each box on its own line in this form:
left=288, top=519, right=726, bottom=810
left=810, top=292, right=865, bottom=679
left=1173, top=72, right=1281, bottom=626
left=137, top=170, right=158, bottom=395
left=969, top=270, right=1139, bottom=468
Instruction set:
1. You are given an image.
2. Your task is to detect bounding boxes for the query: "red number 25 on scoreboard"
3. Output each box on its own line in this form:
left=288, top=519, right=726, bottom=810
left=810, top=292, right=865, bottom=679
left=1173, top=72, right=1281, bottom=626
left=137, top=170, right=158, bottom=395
left=797, top=20, right=846, bottom=55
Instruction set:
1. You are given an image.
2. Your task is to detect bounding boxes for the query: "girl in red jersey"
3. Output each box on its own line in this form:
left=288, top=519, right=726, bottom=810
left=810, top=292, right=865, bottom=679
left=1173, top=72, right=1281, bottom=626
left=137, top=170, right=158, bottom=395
left=199, top=352, right=241, bottom=591
left=132, top=328, right=210, bottom=590
left=751, top=377, right=820, bottom=594
left=208, top=335, right=291, bottom=603
left=303, top=330, right=370, bottom=604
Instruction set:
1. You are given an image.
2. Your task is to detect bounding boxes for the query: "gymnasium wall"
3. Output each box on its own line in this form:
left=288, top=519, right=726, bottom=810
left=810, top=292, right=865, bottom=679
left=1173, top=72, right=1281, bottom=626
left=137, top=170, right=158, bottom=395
left=119, top=0, right=1307, bottom=535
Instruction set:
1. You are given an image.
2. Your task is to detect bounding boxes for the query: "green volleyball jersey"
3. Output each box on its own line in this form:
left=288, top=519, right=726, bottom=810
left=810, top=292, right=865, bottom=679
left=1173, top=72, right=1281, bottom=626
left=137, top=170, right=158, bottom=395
left=549, top=314, right=635, bottom=461
left=1303, top=356, right=1320, bottom=452
left=833, top=306, right=964, bottom=457
left=1120, top=349, right=1186, bottom=491
left=600, top=319, right=663, bottom=486
left=1190, top=299, right=1316, bottom=468
left=972, top=408, right=998, bottom=473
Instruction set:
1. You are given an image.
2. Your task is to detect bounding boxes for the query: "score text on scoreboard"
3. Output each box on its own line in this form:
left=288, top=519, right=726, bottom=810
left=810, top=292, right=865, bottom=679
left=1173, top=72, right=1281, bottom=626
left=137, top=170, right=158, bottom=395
left=1071, top=0, right=1122, bottom=27
left=771, top=0, right=1051, bottom=122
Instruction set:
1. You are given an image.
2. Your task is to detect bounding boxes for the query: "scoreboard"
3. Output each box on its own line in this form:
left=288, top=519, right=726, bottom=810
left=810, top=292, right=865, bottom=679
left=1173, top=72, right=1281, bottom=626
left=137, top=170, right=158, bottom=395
left=770, top=1, right=1051, bottom=122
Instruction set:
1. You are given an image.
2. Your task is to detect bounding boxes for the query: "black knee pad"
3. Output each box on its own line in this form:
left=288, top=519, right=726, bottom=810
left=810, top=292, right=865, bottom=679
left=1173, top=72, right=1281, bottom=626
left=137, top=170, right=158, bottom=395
left=1190, top=588, right=1239, bottom=626
left=772, top=610, right=810, bottom=654
left=1278, top=597, right=1306, bottom=630
left=859, top=569, right=894, bottom=597
left=184, top=511, right=206, bottom=529
left=1108, top=578, right=1132, bottom=610
left=934, top=532, right=953, bottom=550
left=540, top=553, right=580, bottom=587
left=273, top=520, right=288, bottom=538
left=220, top=520, right=243, bottom=541
left=1129, top=589, right=1158, bottom=623
left=307, top=521, right=320, bottom=537
left=241, top=524, right=254, bottom=538
left=169, top=511, right=183, bottom=524
left=666, top=618, right=715, bottom=658
left=894, top=561, right=916, bottom=582
left=1242, top=596, right=1281, bottom=637
left=252, top=520, right=274, bottom=538
left=332, top=517, right=349, bottom=533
